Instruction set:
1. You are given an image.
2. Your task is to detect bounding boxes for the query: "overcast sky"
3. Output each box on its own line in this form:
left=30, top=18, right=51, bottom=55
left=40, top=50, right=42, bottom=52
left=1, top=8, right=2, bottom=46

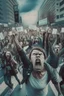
left=17, top=0, right=44, bottom=26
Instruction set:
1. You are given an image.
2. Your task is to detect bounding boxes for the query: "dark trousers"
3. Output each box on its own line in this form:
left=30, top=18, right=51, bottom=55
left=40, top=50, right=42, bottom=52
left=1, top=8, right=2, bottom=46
left=4, top=73, right=13, bottom=88
left=13, top=74, right=20, bottom=84
left=10, top=70, right=20, bottom=84
left=4, top=72, right=20, bottom=88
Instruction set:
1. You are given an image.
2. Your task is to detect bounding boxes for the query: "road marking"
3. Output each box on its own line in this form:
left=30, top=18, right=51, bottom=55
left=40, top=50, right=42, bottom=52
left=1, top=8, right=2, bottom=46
left=49, top=81, right=58, bottom=96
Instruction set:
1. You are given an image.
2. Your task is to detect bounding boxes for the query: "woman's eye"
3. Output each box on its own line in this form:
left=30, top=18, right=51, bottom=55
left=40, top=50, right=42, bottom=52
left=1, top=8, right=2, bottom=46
left=33, top=53, right=36, bottom=55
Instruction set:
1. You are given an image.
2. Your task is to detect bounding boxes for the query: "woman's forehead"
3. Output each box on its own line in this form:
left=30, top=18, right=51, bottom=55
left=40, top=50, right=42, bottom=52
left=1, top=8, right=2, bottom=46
left=31, top=49, right=43, bottom=54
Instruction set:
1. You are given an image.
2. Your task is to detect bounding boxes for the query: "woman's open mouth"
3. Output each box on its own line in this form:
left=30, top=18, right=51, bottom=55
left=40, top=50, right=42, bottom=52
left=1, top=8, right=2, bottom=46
left=35, top=59, right=41, bottom=66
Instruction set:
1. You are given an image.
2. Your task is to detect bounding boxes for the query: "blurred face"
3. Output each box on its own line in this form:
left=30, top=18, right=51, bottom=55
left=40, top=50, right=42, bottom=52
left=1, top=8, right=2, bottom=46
left=34, top=38, right=39, bottom=44
left=60, top=33, right=64, bottom=40
left=30, top=49, right=45, bottom=72
left=6, top=51, right=11, bottom=60
left=20, top=41, right=23, bottom=47
left=53, top=45, right=60, bottom=55
left=49, top=33, right=52, bottom=38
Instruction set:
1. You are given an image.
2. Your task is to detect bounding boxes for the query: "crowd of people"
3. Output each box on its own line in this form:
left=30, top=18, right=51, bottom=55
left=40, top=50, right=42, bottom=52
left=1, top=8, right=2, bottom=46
left=0, top=27, right=64, bottom=96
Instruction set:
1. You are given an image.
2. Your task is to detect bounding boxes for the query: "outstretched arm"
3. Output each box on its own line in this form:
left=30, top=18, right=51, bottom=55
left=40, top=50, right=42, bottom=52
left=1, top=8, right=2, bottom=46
left=13, top=34, right=32, bottom=69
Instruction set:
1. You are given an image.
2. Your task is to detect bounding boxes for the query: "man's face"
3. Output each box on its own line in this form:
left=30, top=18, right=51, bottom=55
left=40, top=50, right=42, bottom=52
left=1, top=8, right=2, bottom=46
left=30, top=49, right=45, bottom=72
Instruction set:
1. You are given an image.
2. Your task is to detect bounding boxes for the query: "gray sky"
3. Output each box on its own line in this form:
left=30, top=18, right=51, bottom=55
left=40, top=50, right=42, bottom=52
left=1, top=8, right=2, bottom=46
left=17, top=0, right=44, bottom=26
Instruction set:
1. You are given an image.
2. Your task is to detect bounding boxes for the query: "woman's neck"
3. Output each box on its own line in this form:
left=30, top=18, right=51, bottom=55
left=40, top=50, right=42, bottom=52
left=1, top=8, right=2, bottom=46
left=32, top=69, right=46, bottom=79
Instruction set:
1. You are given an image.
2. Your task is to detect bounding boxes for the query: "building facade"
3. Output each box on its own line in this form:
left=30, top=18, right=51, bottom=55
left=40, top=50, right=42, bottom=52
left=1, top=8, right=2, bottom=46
left=0, top=0, right=19, bottom=24
left=38, top=0, right=55, bottom=26
left=38, top=0, right=64, bottom=27
left=55, top=0, right=64, bottom=26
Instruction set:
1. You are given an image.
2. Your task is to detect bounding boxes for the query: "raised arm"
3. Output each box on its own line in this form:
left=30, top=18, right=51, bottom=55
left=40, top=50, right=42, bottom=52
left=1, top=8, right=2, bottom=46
left=44, top=62, right=63, bottom=96
left=13, top=34, right=32, bottom=69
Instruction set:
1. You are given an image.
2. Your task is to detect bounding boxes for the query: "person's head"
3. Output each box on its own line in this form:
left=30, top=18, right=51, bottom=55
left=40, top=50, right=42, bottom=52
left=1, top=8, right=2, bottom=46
left=5, top=51, right=11, bottom=61
left=29, top=47, right=46, bottom=72
left=53, top=45, right=60, bottom=55
left=34, top=37, right=39, bottom=43
left=19, top=41, right=23, bottom=48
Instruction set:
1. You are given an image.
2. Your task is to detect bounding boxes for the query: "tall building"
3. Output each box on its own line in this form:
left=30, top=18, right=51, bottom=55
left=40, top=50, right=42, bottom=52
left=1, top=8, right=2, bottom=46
left=0, top=0, right=19, bottom=24
left=38, top=0, right=64, bottom=27
left=38, top=0, right=55, bottom=26
left=55, top=0, right=64, bottom=26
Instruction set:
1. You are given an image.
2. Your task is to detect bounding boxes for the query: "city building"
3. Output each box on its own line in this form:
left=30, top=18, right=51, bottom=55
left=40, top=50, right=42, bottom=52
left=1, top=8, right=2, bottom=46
left=38, top=0, right=55, bottom=27
left=0, top=0, right=19, bottom=25
left=38, top=0, right=64, bottom=28
left=55, top=0, right=64, bottom=27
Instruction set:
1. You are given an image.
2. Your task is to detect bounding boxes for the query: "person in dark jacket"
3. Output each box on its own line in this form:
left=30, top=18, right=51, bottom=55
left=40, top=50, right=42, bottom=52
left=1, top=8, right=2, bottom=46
left=47, top=43, right=59, bottom=68
left=13, top=33, right=63, bottom=96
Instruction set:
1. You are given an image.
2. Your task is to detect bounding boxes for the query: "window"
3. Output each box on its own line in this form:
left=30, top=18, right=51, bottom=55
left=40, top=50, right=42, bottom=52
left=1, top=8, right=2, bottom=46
left=57, top=9, right=58, bottom=11
left=60, top=14, right=64, bottom=18
left=56, top=15, right=59, bottom=19
left=14, top=5, right=18, bottom=11
left=56, top=3, right=59, bottom=5
left=60, top=7, right=64, bottom=12
left=60, top=0, right=64, bottom=6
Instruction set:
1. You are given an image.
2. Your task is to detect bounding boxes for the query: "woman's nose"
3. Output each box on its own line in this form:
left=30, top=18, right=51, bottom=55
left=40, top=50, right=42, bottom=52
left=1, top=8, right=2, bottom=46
left=36, top=54, right=40, bottom=58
